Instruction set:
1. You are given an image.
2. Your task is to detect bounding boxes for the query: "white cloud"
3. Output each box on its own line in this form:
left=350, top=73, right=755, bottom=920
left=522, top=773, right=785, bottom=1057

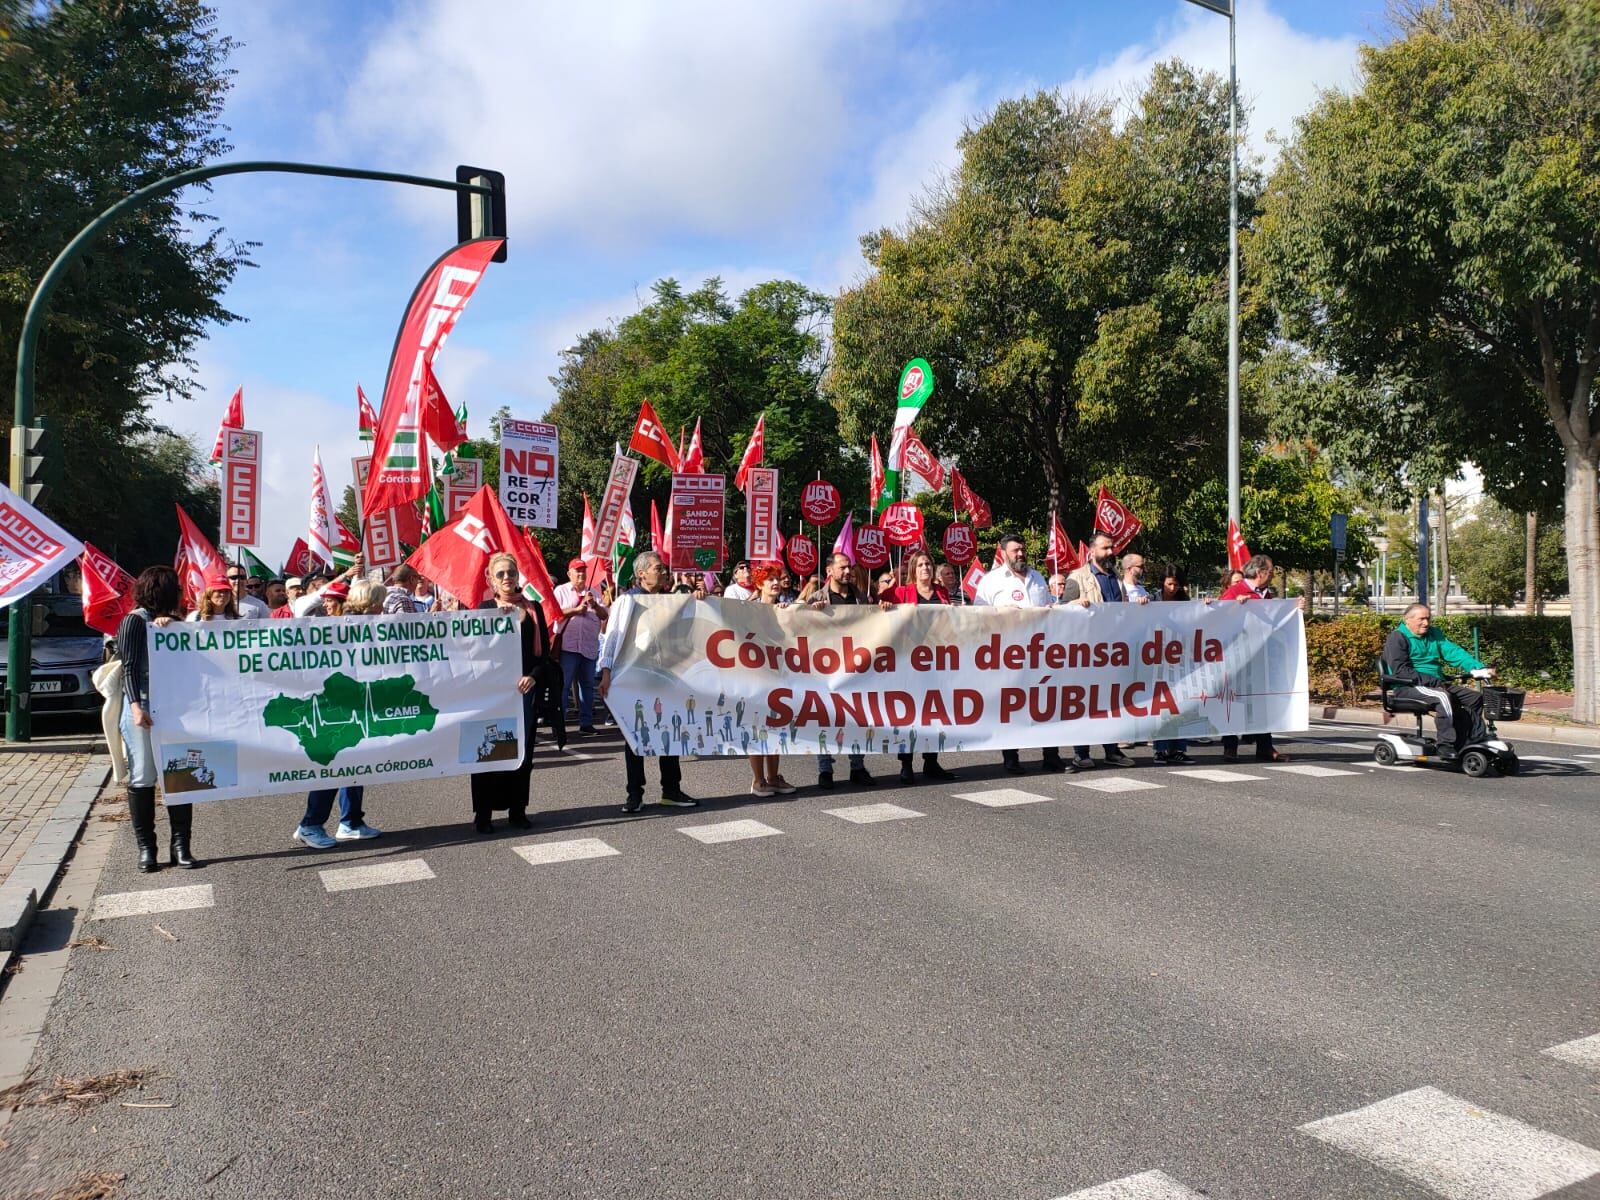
left=326, top=0, right=905, bottom=246
left=1066, top=0, right=1363, bottom=167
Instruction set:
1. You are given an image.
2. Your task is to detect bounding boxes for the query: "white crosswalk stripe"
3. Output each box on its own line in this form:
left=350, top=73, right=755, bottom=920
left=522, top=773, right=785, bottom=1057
left=513, top=837, right=619, bottom=865
left=1065, top=776, right=1164, bottom=793
left=824, top=802, right=924, bottom=824
left=1052, top=1169, right=1205, bottom=1199
left=1543, top=1032, right=1600, bottom=1070
left=1300, top=1085, right=1600, bottom=1199
left=92, top=883, right=215, bottom=921
left=1265, top=763, right=1361, bottom=778
left=1170, top=768, right=1267, bottom=783
left=319, top=859, right=435, bottom=893
left=953, top=788, right=1053, bottom=808
left=679, top=818, right=783, bottom=845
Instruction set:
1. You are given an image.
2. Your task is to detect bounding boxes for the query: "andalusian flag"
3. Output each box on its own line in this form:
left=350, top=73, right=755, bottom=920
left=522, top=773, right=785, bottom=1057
left=240, top=548, right=275, bottom=580
left=876, top=358, right=934, bottom=516
left=613, top=503, right=639, bottom=589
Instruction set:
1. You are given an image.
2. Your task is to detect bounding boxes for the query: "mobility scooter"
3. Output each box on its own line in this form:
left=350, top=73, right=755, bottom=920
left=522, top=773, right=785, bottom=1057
left=1374, top=665, right=1523, bottom=777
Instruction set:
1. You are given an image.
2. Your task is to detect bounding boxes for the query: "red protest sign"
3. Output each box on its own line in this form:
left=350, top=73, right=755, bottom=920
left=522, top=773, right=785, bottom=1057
left=221, top=428, right=262, bottom=547
left=744, top=467, right=781, bottom=562
left=942, top=521, right=976, bottom=565
left=879, top=501, right=924, bottom=548
left=799, top=479, right=841, bottom=525
left=962, top=562, right=985, bottom=600
left=854, top=525, right=889, bottom=569
left=670, top=473, right=726, bottom=571
left=785, top=533, right=817, bottom=577
left=1093, top=486, right=1143, bottom=554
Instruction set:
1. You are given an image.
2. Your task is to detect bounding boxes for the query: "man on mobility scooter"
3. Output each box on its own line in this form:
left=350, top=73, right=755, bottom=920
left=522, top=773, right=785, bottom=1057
left=1377, top=603, right=1517, bottom=775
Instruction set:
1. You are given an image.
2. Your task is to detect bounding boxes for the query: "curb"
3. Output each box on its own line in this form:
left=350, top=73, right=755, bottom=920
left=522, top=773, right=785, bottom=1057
left=0, top=756, right=112, bottom=954
left=1310, top=704, right=1600, bottom=749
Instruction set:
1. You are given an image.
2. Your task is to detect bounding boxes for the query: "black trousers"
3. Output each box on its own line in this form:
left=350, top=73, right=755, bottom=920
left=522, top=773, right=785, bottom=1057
left=625, top=748, right=681, bottom=800
left=1221, top=732, right=1276, bottom=758
left=1003, top=747, right=1062, bottom=766
left=1395, top=683, right=1486, bottom=749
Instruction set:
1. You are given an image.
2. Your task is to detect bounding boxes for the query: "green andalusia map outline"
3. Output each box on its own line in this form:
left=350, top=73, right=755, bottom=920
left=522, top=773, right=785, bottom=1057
left=263, top=672, right=438, bottom=766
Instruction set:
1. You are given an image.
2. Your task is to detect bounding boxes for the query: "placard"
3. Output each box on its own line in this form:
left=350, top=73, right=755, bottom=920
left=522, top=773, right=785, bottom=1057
left=592, top=450, right=639, bottom=560
left=443, top=456, right=481, bottom=520
left=221, top=429, right=261, bottom=547
left=352, top=456, right=402, bottom=570
left=669, top=474, right=725, bottom=571
left=499, top=419, right=559, bottom=528
left=744, top=467, right=780, bottom=561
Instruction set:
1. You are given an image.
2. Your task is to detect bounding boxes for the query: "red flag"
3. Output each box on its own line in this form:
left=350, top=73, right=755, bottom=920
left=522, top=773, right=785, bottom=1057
left=962, top=562, right=985, bottom=600
left=208, top=386, right=243, bottom=464
left=650, top=499, right=664, bottom=552
left=394, top=500, right=424, bottom=551
left=364, top=237, right=503, bottom=521
left=80, top=543, right=135, bottom=637
left=407, top=486, right=556, bottom=624
left=357, top=384, right=377, bottom=441
left=629, top=400, right=681, bottom=471
left=681, top=418, right=706, bottom=474
left=902, top=430, right=945, bottom=492
left=334, top=516, right=361, bottom=560
left=175, top=504, right=227, bottom=608
left=660, top=496, right=675, bottom=561
left=519, top=528, right=565, bottom=632
left=420, top=362, right=466, bottom=453
left=1093, top=485, right=1143, bottom=554
left=1077, top=540, right=1089, bottom=567
left=580, top=494, right=598, bottom=560
left=1047, top=514, right=1080, bottom=572
left=284, top=538, right=314, bottom=577
left=1227, top=518, right=1251, bottom=573
left=868, top=434, right=884, bottom=514
left=733, top=414, right=765, bottom=491
left=950, top=468, right=992, bottom=529
left=308, top=447, right=336, bottom=567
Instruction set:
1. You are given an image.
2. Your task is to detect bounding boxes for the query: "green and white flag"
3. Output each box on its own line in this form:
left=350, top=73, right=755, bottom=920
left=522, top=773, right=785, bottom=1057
left=613, top=502, right=639, bottom=589
left=240, top=548, right=275, bottom=580
left=877, top=357, right=934, bottom=515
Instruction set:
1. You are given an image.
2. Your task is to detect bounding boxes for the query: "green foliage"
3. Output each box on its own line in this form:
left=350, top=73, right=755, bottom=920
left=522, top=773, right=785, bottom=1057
left=1450, top=504, right=1566, bottom=607
left=100, top=431, right=220, bottom=569
left=0, top=0, right=251, bottom=561
left=1306, top=613, right=1573, bottom=699
left=827, top=65, right=1266, bottom=546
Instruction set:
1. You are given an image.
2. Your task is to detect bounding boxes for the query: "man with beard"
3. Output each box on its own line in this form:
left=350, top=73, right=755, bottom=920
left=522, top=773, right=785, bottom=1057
left=974, top=533, right=1066, bottom=775
left=1061, top=532, right=1144, bottom=768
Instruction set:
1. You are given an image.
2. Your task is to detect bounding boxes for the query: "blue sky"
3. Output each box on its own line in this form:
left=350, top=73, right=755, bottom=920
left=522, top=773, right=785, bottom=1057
left=166, top=0, right=1381, bottom=558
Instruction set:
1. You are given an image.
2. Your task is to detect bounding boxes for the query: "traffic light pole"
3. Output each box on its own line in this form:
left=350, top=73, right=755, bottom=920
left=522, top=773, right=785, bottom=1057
left=6, top=161, right=498, bottom=742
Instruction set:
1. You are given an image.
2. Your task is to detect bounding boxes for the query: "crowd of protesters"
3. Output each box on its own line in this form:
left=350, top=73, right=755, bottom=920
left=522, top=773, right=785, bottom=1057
left=105, top=532, right=1300, bottom=876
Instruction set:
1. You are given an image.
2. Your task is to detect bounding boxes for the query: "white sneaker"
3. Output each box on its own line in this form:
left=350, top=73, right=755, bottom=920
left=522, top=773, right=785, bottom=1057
left=336, top=822, right=381, bottom=840
left=293, top=825, right=337, bottom=849
left=750, top=783, right=776, bottom=797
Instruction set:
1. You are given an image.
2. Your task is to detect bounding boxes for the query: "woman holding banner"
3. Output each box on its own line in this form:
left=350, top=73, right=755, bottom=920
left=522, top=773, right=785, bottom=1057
left=117, top=566, right=202, bottom=872
left=881, top=550, right=957, bottom=784
left=470, top=551, right=550, bottom=833
left=749, top=563, right=798, bottom=798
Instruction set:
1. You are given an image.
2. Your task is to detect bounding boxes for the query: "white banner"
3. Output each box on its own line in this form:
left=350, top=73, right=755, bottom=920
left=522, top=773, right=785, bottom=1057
left=605, top=596, right=1307, bottom=757
left=0, top=481, right=83, bottom=607
left=148, top=611, right=527, bottom=801
left=592, top=450, right=638, bottom=560
left=499, top=419, right=559, bottom=528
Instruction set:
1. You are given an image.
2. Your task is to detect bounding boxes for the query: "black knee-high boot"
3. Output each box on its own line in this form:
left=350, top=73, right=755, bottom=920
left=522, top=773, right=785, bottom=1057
left=128, top=786, right=159, bottom=873
left=167, top=801, right=203, bottom=868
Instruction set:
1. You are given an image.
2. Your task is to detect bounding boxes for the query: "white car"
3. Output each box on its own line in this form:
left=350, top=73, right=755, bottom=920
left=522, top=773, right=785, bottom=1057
left=0, top=595, right=105, bottom=717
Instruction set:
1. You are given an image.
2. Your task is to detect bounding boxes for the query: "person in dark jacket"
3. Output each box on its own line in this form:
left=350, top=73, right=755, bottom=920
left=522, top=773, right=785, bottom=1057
left=469, top=552, right=551, bottom=833
left=116, top=566, right=201, bottom=872
left=881, top=550, right=957, bottom=783
left=1382, top=603, right=1494, bottom=753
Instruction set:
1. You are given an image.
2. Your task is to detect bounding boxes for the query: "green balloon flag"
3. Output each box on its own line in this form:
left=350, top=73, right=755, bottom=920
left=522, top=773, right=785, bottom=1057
left=876, top=358, right=935, bottom=516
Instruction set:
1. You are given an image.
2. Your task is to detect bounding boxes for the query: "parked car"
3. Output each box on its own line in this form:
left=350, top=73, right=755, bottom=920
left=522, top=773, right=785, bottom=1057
left=0, top=594, right=105, bottom=716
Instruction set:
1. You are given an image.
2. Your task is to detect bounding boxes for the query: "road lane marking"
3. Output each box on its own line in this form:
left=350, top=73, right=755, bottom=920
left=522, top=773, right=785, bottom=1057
left=1169, top=768, right=1267, bottom=783
left=1299, top=1085, right=1600, bottom=1199
left=1544, top=1033, right=1600, bottom=1070
left=1265, top=764, right=1362, bottom=777
left=513, top=838, right=619, bottom=865
left=1065, top=776, right=1164, bottom=793
left=1518, top=754, right=1583, bottom=764
left=1053, top=1170, right=1206, bottom=1198
left=92, top=884, right=214, bottom=921
left=824, top=802, right=924, bottom=824
left=679, top=819, right=782, bottom=845
left=952, top=788, right=1052, bottom=808
left=319, top=859, right=435, bottom=893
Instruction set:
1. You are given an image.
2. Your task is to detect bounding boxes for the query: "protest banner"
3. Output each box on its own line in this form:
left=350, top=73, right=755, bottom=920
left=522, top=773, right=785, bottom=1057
left=221, top=429, right=261, bottom=547
left=498, top=419, right=559, bottom=528
left=744, top=467, right=781, bottom=561
left=605, top=596, right=1307, bottom=757
left=147, top=610, right=528, bottom=802
left=669, top=474, right=725, bottom=570
left=961, top=563, right=984, bottom=600
left=443, top=456, right=481, bottom=520
left=0, top=482, right=83, bottom=607
left=592, top=450, right=639, bottom=560
left=352, top=457, right=402, bottom=570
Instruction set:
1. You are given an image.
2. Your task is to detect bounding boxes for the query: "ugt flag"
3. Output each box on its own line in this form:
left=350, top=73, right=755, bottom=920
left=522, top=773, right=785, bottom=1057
left=877, top=358, right=934, bottom=516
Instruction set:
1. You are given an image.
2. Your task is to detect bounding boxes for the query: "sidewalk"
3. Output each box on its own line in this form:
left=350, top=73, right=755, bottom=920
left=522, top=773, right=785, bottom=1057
left=0, top=732, right=111, bottom=958
left=1311, top=702, right=1600, bottom=748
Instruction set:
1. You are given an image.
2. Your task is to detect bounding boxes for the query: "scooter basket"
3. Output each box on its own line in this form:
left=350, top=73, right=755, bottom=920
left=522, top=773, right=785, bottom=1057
left=1481, top=685, right=1525, bottom=722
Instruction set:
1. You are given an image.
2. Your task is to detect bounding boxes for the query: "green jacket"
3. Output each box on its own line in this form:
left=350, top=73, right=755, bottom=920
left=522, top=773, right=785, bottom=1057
left=1382, top=625, right=1484, bottom=685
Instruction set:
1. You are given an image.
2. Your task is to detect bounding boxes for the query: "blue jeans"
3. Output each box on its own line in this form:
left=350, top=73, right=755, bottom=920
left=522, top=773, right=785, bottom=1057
left=119, top=704, right=156, bottom=787
left=561, top=650, right=597, bottom=726
left=301, top=787, right=364, bottom=829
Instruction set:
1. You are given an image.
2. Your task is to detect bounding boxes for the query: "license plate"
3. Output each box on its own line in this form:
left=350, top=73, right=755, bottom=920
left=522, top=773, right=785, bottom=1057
left=31, top=680, right=63, bottom=693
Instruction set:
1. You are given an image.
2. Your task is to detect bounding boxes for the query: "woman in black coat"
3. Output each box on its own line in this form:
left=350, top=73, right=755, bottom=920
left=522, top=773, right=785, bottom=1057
left=470, top=551, right=551, bottom=833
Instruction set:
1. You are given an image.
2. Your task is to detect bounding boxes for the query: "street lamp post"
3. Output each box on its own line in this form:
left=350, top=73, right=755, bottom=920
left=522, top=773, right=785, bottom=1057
left=1374, top=535, right=1389, bottom=613
left=1183, top=0, right=1241, bottom=527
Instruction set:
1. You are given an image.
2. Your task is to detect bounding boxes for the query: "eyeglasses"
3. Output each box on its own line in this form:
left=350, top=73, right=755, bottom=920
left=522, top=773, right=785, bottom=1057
left=227, top=574, right=245, bottom=582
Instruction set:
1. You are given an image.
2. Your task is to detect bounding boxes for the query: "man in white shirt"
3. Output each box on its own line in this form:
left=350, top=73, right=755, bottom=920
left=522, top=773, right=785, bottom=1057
left=1121, top=553, right=1150, bottom=602
left=228, top=565, right=271, bottom=619
left=554, top=557, right=609, bottom=734
left=721, top=560, right=756, bottom=600
left=972, top=532, right=1065, bottom=774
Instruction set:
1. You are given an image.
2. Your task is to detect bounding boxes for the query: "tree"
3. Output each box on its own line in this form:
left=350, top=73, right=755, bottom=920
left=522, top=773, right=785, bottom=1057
left=1255, top=0, right=1600, bottom=719
left=1451, top=501, right=1566, bottom=609
left=542, top=278, right=847, bottom=566
left=827, top=65, right=1264, bottom=547
left=106, top=431, right=220, bottom=569
left=0, top=0, right=251, bottom=555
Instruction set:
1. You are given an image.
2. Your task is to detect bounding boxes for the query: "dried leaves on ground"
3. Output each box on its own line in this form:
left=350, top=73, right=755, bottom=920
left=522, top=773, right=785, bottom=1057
left=0, top=1069, right=155, bottom=1114
left=46, top=1171, right=125, bottom=1200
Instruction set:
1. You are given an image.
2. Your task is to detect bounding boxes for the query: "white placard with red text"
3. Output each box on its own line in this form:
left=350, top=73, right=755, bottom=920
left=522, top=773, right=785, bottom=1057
left=744, top=467, right=780, bottom=561
left=221, top=429, right=262, bottom=547
left=352, top=457, right=402, bottom=570
left=592, top=451, right=639, bottom=560
left=499, top=420, right=559, bottom=528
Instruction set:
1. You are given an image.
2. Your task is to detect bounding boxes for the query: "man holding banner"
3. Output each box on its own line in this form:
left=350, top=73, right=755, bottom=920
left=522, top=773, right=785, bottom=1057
left=555, top=557, right=608, bottom=735
left=972, top=533, right=1067, bottom=775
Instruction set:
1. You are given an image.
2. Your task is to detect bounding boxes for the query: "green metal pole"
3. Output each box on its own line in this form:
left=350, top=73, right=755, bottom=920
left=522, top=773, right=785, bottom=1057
left=6, top=160, right=493, bottom=742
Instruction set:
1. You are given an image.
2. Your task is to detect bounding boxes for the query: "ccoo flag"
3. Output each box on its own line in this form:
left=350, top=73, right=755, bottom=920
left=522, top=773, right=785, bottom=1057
left=877, top=358, right=934, bottom=516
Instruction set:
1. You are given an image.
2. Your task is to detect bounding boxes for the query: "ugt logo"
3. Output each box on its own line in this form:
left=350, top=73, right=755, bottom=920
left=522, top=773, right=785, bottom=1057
left=900, top=366, right=924, bottom=399
left=1097, top=501, right=1125, bottom=534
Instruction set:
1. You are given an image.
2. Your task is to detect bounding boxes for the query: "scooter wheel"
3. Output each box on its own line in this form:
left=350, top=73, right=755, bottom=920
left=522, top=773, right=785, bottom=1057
left=1461, top=748, right=1493, bottom=778
left=1373, top=741, right=1398, bottom=766
left=1499, top=751, right=1519, bottom=775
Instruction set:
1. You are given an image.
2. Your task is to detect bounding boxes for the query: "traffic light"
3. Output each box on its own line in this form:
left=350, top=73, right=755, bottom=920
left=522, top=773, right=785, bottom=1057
left=455, top=165, right=507, bottom=262
left=9, top=420, right=53, bottom=505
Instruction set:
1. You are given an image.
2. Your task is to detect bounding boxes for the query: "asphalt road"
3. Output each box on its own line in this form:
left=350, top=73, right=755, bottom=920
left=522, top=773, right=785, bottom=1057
left=3, top=721, right=1598, bottom=1200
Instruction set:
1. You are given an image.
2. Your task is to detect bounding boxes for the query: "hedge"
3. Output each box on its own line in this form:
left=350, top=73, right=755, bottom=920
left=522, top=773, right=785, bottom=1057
left=1305, top=614, right=1573, bottom=702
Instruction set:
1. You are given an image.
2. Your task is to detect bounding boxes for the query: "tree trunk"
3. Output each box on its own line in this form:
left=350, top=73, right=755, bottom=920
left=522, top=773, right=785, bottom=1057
left=1526, top=511, right=1538, bottom=616
left=1564, top=449, right=1599, bottom=723
left=1437, top=489, right=1450, bottom=616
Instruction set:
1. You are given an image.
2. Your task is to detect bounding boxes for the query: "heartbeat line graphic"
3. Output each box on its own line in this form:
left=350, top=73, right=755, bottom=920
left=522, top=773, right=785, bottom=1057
left=282, top=682, right=415, bottom=742
left=1187, top=667, right=1300, bottom=720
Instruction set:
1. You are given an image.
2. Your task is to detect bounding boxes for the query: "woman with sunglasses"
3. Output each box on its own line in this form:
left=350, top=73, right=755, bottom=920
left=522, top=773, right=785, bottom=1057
left=470, top=552, right=552, bottom=833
